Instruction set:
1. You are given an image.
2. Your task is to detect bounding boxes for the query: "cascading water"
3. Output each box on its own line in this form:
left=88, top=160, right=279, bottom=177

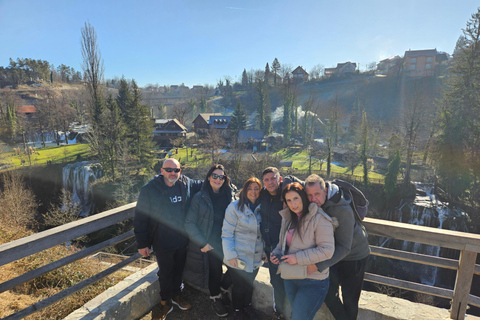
left=377, top=182, right=470, bottom=286
left=62, top=161, right=102, bottom=217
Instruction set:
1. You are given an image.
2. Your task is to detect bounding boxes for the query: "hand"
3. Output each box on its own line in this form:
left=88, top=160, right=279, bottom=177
left=281, top=254, right=297, bottom=265
left=228, top=258, right=238, bottom=268
left=201, top=244, right=213, bottom=252
left=138, top=247, right=150, bottom=258
left=307, top=264, right=318, bottom=275
left=270, top=252, right=280, bottom=265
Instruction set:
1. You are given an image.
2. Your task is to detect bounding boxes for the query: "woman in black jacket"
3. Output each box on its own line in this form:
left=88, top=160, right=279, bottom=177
left=185, top=164, right=236, bottom=317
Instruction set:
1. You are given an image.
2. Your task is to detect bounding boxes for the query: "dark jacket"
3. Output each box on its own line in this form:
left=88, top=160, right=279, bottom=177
left=259, top=175, right=303, bottom=249
left=315, top=183, right=370, bottom=272
left=134, top=174, right=203, bottom=251
left=183, top=184, right=236, bottom=288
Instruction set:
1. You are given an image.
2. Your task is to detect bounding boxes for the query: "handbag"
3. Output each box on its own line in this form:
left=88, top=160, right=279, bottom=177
left=278, top=221, right=307, bottom=280
left=279, top=262, right=307, bottom=279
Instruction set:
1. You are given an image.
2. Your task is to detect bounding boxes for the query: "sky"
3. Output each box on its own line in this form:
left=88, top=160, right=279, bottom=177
left=0, top=0, right=479, bottom=88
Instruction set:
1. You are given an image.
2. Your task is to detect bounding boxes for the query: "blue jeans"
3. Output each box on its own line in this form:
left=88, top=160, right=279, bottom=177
left=284, top=277, right=329, bottom=320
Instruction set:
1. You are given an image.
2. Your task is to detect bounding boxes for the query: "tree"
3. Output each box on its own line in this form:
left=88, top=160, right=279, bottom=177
left=230, top=101, right=247, bottom=138
left=81, top=22, right=104, bottom=125
left=264, top=62, right=270, bottom=83
left=309, top=64, right=324, bottom=80
left=360, top=108, right=369, bottom=186
left=241, top=68, right=248, bottom=87
left=384, top=149, right=401, bottom=200
left=437, top=8, right=480, bottom=201
left=255, top=79, right=271, bottom=133
left=157, top=103, right=167, bottom=119
left=271, top=58, right=281, bottom=86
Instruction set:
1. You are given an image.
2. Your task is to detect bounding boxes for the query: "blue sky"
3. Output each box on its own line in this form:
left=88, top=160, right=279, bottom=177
left=0, top=0, right=478, bottom=87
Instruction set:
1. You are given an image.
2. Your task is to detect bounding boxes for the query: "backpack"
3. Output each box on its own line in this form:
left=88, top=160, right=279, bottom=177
left=332, top=179, right=369, bottom=221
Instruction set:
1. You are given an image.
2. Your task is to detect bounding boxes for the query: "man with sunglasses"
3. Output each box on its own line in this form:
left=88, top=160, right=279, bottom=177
left=134, top=158, right=203, bottom=320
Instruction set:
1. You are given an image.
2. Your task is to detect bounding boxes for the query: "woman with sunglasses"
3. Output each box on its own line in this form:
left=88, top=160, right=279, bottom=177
left=270, top=182, right=335, bottom=320
left=222, top=177, right=265, bottom=320
left=185, top=164, right=236, bottom=317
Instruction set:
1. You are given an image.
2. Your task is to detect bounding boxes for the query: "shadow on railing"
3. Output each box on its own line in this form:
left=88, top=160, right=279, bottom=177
left=0, top=204, right=479, bottom=320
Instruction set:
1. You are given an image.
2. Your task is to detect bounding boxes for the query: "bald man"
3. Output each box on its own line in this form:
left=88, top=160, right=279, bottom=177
left=134, top=158, right=203, bottom=320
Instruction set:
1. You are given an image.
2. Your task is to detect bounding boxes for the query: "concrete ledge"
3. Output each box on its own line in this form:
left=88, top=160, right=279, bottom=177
left=64, top=263, right=160, bottom=320
left=64, top=264, right=480, bottom=320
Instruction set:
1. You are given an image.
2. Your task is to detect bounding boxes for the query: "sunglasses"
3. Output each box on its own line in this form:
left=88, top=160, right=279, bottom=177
left=163, top=167, right=181, bottom=173
left=211, top=173, right=226, bottom=181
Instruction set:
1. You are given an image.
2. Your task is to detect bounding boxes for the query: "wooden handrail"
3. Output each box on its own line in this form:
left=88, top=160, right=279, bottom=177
left=1, top=204, right=479, bottom=320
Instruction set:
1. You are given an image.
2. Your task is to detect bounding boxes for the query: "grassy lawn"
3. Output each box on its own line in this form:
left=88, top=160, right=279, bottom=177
left=2, top=144, right=92, bottom=167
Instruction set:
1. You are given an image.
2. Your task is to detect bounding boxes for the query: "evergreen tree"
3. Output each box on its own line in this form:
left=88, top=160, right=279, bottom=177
left=272, top=58, right=281, bottom=86
left=241, top=69, right=248, bottom=87
left=384, top=149, right=401, bottom=199
left=230, top=101, right=247, bottom=138
left=255, top=79, right=270, bottom=132
left=437, top=8, right=480, bottom=200
left=116, top=78, right=132, bottom=117
left=360, top=108, right=369, bottom=186
left=157, top=103, right=167, bottom=118
left=264, top=62, right=270, bottom=83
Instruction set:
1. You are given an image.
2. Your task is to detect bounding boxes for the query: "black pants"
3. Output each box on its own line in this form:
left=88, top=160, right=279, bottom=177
left=265, top=246, right=286, bottom=314
left=324, top=256, right=369, bottom=320
left=207, top=250, right=232, bottom=296
left=229, top=267, right=259, bottom=310
left=154, top=245, right=188, bottom=301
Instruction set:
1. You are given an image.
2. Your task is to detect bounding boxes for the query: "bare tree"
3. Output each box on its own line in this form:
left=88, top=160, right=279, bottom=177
left=309, top=64, right=324, bottom=80
left=170, top=102, right=192, bottom=125
left=81, top=22, right=104, bottom=123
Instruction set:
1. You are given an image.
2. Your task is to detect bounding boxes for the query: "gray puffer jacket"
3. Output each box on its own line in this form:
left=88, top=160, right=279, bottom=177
left=222, top=200, right=264, bottom=273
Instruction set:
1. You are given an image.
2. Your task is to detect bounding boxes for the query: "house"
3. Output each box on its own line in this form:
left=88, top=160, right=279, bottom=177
left=153, top=118, right=187, bottom=142
left=325, top=62, right=357, bottom=76
left=192, top=113, right=222, bottom=133
left=404, top=49, right=449, bottom=77
left=376, top=56, right=403, bottom=76
left=238, top=130, right=264, bottom=144
left=16, top=105, right=37, bottom=120
left=266, top=72, right=282, bottom=86
left=209, top=115, right=232, bottom=132
left=292, top=66, right=309, bottom=82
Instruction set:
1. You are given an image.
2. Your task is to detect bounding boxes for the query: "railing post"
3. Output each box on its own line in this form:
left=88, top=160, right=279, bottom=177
left=450, top=249, right=477, bottom=320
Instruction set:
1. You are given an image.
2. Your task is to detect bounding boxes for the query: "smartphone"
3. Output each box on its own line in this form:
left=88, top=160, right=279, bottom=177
left=237, top=258, right=247, bottom=270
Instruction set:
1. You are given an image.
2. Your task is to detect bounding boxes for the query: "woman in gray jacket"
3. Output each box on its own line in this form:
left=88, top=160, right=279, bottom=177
left=270, top=182, right=335, bottom=320
left=222, top=177, right=264, bottom=320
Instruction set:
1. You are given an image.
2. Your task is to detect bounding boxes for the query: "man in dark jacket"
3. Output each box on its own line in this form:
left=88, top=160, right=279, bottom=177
left=305, top=174, right=370, bottom=320
left=134, top=158, right=203, bottom=320
left=260, top=167, right=302, bottom=320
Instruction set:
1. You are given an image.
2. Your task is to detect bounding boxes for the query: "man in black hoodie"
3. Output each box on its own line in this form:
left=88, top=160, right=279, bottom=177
left=260, top=167, right=302, bottom=320
left=134, top=158, right=203, bottom=320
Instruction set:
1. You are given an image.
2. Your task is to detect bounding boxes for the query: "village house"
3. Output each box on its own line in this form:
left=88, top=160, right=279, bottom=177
left=292, top=66, right=309, bottom=82
left=324, top=61, right=357, bottom=76
left=152, top=118, right=187, bottom=142
left=192, top=113, right=232, bottom=135
left=404, top=49, right=448, bottom=77
left=376, top=56, right=403, bottom=76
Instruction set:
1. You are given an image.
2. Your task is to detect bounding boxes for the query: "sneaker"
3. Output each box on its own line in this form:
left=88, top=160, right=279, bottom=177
left=172, top=294, right=192, bottom=310
left=152, top=299, right=173, bottom=320
left=242, top=305, right=260, bottom=320
left=210, top=294, right=228, bottom=317
left=233, top=309, right=246, bottom=320
left=272, top=311, right=285, bottom=319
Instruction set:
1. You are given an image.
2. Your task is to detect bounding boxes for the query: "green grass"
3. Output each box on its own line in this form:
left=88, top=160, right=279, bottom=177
left=2, top=144, right=92, bottom=167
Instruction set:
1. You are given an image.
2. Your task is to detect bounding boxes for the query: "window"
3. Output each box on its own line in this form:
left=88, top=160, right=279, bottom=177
left=409, top=65, right=416, bottom=70
left=426, top=57, right=433, bottom=62
left=425, top=64, right=432, bottom=69
left=410, top=58, right=417, bottom=63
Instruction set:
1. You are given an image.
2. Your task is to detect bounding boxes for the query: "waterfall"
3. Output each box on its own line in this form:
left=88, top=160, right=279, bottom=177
left=62, top=161, right=102, bottom=217
left=379, top=182, right=470, bottom=286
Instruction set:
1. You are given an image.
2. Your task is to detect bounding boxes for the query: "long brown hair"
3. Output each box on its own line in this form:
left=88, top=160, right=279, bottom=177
left=281, top=182, right=310, bottom=239
left=236, top=177, right=262, bottom=210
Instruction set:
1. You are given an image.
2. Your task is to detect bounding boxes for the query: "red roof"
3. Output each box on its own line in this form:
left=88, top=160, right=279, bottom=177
left=16, top=105, right=37, bottom=114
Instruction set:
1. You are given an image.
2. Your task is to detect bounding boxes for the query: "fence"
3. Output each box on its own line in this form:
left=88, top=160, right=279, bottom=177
left=0, top=203, right=479, bottom=320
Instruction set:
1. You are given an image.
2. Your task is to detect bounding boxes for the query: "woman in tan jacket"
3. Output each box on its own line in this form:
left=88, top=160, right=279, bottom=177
left=270, top=182, right=335, bottom=320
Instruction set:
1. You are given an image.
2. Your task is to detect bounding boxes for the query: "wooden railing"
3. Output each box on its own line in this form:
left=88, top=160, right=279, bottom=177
left=0, top=205, right=479, bottom=320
